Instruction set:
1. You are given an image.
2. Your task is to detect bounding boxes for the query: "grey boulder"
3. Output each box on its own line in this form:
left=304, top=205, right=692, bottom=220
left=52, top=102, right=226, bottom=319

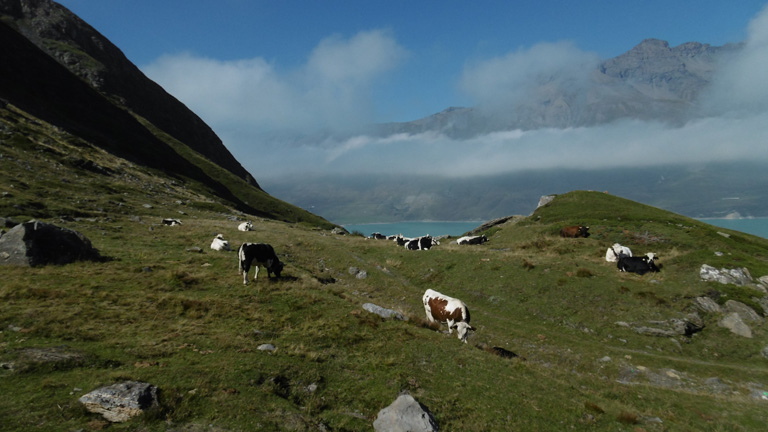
left=0, top=220, right=100, bottom=267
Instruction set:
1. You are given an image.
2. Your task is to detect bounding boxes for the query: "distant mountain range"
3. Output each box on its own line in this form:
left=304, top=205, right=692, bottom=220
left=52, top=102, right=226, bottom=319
left=376, top=38, right=740, bottom=138
left=265, top=39, right=767, bottom=223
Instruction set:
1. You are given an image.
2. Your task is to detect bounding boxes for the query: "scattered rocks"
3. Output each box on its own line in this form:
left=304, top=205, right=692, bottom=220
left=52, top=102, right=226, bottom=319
left=724, top=300, right=764, bottom=323
left=719, top=313, right=752, bottom=338
left=373, top=394, right=438, bottom=432
left=693, top=296, right=722, bottom=313
left=0, top=220, right=101, bottom=267
left=79, top=381, right=158, bottom=422
left=700, top=264, right=756, bottom=287
left=1, top=346, right=89, bottom=373
left=257, top=344, right=276, bottom=352
left=348, top=267, right=369, bottom=279
left=615, top=316, right=703, bottom=338
left=362, top=303, right=406, bottom=321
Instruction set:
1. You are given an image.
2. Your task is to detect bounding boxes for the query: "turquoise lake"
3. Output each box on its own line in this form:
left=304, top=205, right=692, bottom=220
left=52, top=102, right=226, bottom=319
left=343, top=218, right=768, bottom=240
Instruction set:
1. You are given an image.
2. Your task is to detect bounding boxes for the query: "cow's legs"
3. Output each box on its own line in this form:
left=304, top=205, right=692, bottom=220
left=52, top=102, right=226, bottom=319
left=446, top=320, right=455, bottom=334
left=253, top=265, right=260, bottom=281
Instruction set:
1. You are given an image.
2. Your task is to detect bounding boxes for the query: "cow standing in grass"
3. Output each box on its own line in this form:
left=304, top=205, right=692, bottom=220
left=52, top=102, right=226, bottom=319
left=422, top=289, right=476, bottom=343
left=238, top=243, right=283, bottom=284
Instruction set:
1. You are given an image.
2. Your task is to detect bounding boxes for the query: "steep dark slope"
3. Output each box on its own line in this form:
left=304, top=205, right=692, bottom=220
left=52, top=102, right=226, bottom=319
left=0, top=0, right=334, bottom=227
left=0, top=0, right=256, bottom=186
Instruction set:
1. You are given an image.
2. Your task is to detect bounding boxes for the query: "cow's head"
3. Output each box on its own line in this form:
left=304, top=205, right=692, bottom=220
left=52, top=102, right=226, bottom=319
left=271, top=260, right=284, bottom=277
left=450, top=322, right=476, bottom=343
left=579, top=226, right=590, bottom=237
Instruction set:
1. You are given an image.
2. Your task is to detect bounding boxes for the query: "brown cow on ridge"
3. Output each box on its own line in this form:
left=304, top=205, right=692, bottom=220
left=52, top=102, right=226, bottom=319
left=560, top=225, right=590, bottom=238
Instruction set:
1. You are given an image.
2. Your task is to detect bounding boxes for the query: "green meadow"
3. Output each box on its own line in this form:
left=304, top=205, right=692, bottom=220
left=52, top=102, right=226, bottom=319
left=3, top=187, right=768, bottom=431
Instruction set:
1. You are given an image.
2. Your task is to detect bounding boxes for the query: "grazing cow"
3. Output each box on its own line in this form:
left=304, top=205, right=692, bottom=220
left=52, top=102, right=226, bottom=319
left=605, top=243, right=632, bottom=262
left=560, top=225, right=590, bottom=238
left=210, top=234, right=231, bottom=251
left=370, top=232, right=387, bottom=240
left=617, top=253, right=659, bottom=275
left=237, top=243, right=284, bottom=284
left=162, top=218, right=182, bottom=226
left=422, top=289, right=476, bottom=343
left=457, top=235, right=488, bottom=245
left=406, top=235, right=436, bottom=250
left=238, top=221, right=253, bottom=231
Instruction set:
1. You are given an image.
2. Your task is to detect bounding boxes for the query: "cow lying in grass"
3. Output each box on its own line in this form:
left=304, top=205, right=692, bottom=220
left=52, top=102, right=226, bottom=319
left=560, top=225, right=589, bottom=238
left=606, top=243, right=632, bottom=262
left=617, top=253, right=659, bottom=275
left=237, top=243, right=284, bottom=284
left=210, top=234, right=231, bottom=251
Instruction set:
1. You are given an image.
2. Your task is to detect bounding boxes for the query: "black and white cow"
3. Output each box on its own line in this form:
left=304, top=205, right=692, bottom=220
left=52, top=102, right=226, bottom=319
left=162, top=218, right=182, bottom=226
left=617, top=253, right=659, bottom=275
left=238, top=221, right=253, bottom=231
left=405, top=235, right=436, bottom=250
left=237, top=243, right=284, bottom=284
left=457, top=235, right=488, bottom=245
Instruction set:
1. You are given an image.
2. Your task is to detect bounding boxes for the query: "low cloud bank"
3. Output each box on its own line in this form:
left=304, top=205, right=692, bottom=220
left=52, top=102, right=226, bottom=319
left=241, top=113, right=768, bottom=178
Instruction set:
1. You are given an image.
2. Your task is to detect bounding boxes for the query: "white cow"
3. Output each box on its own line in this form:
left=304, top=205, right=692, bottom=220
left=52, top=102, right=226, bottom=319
left=210, top=234, right=231, bottom=251
left=605, top=243, right=632, bottom=262
left=238, top=221, right=253, bottom=231
left=457, top=235, right=487, bottom=245
left=422, top=289, right=475, bottom=343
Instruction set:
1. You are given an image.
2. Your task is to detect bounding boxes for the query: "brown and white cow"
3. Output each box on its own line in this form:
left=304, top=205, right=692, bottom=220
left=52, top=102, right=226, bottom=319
left=560, top=225, right=590, bottom=238
left=422, top=289, right=476, bottom=343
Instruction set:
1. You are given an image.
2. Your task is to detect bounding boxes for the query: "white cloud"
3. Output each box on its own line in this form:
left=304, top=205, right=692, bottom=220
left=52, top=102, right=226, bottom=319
left=248, top=111, right=768, bottom=178
left=701, top=4, right=768, bottom=115
left=142, top=29, right=407, bottom=135
left=458, top=41, right=601, bottom=112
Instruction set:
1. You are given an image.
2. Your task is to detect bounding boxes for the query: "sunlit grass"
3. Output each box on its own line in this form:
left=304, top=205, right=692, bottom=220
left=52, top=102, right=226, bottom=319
left=2, top=191, right=768, bottom=430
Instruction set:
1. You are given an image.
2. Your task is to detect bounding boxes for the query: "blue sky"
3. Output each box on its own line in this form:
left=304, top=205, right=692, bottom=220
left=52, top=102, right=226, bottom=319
left=57, top=0, right=764, bottom=122
left=55, top=1, right=768, bottom=179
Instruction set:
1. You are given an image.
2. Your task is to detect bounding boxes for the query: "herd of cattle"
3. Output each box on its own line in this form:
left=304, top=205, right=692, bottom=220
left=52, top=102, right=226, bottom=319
left=196, top=220, right=658, bottom=343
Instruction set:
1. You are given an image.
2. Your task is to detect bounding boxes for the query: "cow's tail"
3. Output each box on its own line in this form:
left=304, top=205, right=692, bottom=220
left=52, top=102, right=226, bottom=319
left=237, top=244, right=245, bottom=274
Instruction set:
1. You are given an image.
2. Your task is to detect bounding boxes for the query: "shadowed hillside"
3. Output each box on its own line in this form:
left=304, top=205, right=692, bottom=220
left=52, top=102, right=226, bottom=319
left=0, top=0, right=334, bottom=227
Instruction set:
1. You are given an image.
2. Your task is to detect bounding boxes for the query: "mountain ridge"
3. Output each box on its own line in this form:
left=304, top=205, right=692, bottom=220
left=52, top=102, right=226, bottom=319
left=0, top=0, right=257, bottom=186
left=0, top=0, right=334, bottom=228
left=377, top=38, right=741, bottom=138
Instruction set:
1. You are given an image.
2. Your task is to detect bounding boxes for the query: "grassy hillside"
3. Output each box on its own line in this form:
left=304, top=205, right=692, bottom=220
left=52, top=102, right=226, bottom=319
left=0, top=102, right=334, bottom=230
left=2, top=187, right=768, bottom=430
